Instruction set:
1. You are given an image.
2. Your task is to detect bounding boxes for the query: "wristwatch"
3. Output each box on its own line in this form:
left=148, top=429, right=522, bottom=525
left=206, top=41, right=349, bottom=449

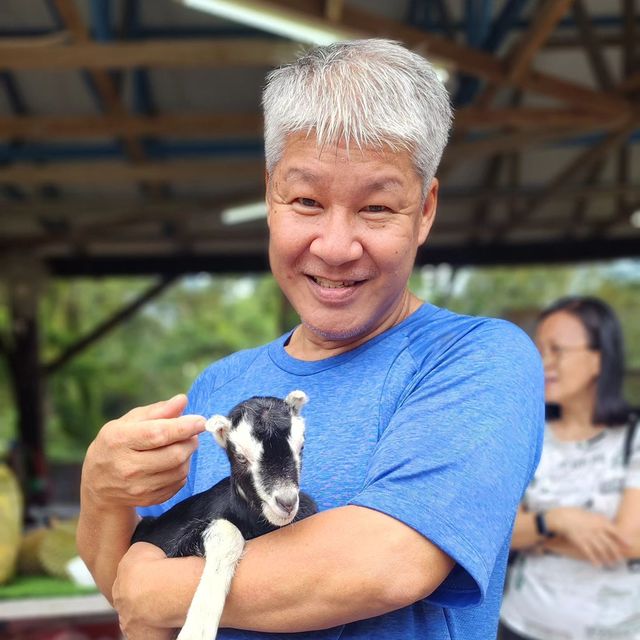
left=535, top=511, right=555, bottom=538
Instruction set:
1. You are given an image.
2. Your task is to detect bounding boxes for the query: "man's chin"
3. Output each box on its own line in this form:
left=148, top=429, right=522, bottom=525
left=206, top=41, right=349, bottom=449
left=300, top=319, right=370, bottom=343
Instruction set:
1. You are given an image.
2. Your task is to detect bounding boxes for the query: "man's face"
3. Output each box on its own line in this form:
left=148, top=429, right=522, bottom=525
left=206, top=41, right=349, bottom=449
left=266, top=133, right=438, bottom=347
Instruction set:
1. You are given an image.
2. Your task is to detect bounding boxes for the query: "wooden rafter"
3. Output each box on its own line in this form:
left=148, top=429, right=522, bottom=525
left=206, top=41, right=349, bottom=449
left=571, top=0, right=614, bottom=91
left=324, top=0, right=343, bottom=22
left=1, top=180, right=637, bottom=221
left=492, top=117, right=640, bottom=240
left=52, top=0, right=146, bottom=163
left=321, top=0, right=631, bottom=117
left=468, top=154, right=504, bottom=244
left=505, top=0, right=574, bottom=83
left=562, top=160, right=606, bottom=239
left=0, top=113, right=263, bottom=140
left=0, top=39, right=300, bottom=71
left=0, top=4, right=631, bottom=118
left=0, top=158, right=265, bottom=187
left=0, top=108, right=620, bottom=141
left=1, top=123, right=611, bottom=187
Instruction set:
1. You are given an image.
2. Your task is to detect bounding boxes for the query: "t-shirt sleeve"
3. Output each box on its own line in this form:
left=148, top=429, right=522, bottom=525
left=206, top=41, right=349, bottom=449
left=348, top=319, right=544, bottom=608
left=625, top=421, right=640, bottom=488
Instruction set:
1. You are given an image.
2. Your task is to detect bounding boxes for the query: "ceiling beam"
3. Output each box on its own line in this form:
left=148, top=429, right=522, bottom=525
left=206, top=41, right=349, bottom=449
left=0, top=10, right=631, bottom=118
left=1, top=121, right=619, bottom=186
left=320, top=0, right=631, bottom=117
left=0, top=113, right=263, bottom=139
left=505, top=0, right=574, bottom=83
left=38, top=235, right=640, bottom=276
left=492, top=117, right=640, bottom=240
left=51, top=0, right=146, bottom=163
left=0, top=108, right=619, bottom=140
left=3, top=183, right=640, bottom=223
left=571, top=0, right=614, bottom=91
left=0, top=39, right=301, bottom=71
left=0, top=158, right=265, bottom=186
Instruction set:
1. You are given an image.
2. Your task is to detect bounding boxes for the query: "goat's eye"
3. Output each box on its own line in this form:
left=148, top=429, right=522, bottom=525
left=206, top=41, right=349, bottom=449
left=235, top=454, right=248, bottom=465
left=299, top=444, right=305, bottom=455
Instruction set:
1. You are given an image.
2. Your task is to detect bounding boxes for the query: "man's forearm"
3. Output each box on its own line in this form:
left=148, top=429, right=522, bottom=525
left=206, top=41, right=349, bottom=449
left=116, top=506, right=453, bottom=634
left=220, top=506, right=453, bottom=633
left=77, top=485, right=139, bottom=602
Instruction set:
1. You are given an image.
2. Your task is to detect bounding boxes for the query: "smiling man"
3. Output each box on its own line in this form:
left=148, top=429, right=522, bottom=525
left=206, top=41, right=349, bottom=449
left=77, top=39, right=544, bottom=639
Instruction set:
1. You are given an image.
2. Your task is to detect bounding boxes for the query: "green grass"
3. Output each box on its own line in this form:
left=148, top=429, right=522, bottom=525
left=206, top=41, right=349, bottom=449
left=0, top=575, right=97, bottom=600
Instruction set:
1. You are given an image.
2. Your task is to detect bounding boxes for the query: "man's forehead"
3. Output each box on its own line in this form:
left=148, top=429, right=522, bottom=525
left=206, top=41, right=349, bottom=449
left=282, top=166, right=406, bottom=193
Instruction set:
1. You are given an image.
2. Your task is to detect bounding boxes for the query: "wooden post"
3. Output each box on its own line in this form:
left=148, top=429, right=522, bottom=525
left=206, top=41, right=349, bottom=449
left=4, top=261, right=48, bottom=510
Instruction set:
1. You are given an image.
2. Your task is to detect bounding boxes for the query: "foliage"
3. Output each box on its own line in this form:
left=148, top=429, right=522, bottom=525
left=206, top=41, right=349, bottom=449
left=0, top=261, right=639, bottom=463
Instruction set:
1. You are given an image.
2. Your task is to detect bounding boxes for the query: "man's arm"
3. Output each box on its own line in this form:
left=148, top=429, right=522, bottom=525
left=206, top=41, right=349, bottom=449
left=77, top=394, right=205, bottom=601
left=113, top=505, right=454, bottom=634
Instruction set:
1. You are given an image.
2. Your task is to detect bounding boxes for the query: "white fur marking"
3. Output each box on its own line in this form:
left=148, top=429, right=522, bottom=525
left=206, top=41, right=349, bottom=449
left=228, top=418, right=263, bottom=465
left=288, top=415, right=306, bottom=464
left=285, top=390, right=308, bottom=415
left=177, top=519, right=245, bottom=640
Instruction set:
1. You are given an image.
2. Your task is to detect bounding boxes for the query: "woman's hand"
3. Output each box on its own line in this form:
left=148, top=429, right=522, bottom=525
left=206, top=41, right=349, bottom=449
left=546, top=507, right=631, bottom=567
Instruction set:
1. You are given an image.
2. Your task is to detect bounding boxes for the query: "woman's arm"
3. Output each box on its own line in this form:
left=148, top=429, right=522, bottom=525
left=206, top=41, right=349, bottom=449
left=510, top=505, right=546, bottom=550
left=537, top=504, right=632, bottom=566
left=113, top=505, right=455, bottom=635
left=614, top=487, right=640, bottom=558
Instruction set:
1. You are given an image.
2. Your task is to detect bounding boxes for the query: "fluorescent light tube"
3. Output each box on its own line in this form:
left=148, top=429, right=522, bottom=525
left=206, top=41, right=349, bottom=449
left=221, top=201, right=268, bottom=225
left=179, top=0, right=364, bottom=45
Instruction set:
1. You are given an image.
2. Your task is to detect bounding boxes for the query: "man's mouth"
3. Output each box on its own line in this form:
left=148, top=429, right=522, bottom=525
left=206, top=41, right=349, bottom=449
left=310, top=275, right=360, bottom=288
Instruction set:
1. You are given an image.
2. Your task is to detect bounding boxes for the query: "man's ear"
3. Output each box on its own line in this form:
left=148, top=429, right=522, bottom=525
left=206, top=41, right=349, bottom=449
left=206, top=415, right=232, bottom=449
left=265, top=168, right=272, bottom=228
left=418, top=178, right=439, bottom=245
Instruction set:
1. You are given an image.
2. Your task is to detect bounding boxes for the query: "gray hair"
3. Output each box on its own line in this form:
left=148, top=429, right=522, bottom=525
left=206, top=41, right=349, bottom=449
left=262, top=39, right=453, bottom=189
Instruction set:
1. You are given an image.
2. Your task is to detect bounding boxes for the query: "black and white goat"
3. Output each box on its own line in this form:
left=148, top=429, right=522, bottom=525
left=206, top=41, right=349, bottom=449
left=131, top=390, right=317, bottom=640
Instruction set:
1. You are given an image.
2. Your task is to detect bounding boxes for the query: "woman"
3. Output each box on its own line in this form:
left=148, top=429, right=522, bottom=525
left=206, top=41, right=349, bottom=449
left=500, top=296, right=640, bottom=640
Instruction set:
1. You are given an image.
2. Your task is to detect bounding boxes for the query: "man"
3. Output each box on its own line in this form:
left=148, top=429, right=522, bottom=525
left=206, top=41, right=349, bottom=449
left=78, top=39, right=544, bottom=639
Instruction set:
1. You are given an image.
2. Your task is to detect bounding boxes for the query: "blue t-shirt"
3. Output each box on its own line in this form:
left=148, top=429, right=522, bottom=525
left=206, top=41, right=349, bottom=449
left=140, top=303, right=544, bottom=639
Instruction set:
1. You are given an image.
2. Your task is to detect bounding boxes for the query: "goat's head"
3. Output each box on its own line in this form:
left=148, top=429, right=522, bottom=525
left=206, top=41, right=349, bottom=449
left=205, top=390, right=308, bottom=527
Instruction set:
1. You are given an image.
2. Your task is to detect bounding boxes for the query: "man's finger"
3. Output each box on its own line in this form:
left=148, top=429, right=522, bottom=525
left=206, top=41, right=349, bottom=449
left=129, top=415, right=206, bottom=451
left=130, top=437, right=198, bottom=476
left=123, top=394, right=188, bottom=423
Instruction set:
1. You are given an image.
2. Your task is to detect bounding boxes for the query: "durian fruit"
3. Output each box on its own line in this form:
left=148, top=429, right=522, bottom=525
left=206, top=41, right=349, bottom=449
left=17, top=527, right=48, bottom=575
left=0, top=464, right=23, bottom=584
left=39, top=519, right=78, bottom=579
left=17, top=519, right=79, bottom=580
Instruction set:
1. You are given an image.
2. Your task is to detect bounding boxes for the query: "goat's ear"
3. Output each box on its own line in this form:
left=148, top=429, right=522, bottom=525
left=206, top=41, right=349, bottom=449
left=285, top=390, right=308, bottom=416
left=205, top=415, right=232, bottom=449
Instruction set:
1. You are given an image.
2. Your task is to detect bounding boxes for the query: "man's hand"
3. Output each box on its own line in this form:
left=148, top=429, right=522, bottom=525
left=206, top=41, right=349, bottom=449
left=83, top=394, right=206, bottom=509
left=77, top=394, right=206, bottom=601
left=113, top=542, right=204, bottom=638
left=113, top=543, right=176, bottom=640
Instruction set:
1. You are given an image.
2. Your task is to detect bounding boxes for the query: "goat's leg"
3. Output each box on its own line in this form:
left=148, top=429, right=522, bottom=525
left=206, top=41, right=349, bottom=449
left=177, top=519, right=245, bottom=640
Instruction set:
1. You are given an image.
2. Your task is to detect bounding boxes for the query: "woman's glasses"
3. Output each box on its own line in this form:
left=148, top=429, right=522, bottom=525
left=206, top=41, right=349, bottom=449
left=536, top=344, right=594, bottom=360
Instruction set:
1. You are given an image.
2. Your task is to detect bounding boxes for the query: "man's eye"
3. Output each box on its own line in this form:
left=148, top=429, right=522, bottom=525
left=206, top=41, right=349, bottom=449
left=363, top=205, right=389, bottom=213
left=298, top=198, right=320, bottom=207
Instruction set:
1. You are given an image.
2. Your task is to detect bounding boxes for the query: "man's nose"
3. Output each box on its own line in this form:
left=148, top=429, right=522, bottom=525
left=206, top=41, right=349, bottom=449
left=308, top=209, right=363, bottom=265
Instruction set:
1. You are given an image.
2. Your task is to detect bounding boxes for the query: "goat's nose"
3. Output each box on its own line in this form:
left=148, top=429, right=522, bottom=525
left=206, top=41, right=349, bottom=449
left=275, top=494, right=298, bottom=514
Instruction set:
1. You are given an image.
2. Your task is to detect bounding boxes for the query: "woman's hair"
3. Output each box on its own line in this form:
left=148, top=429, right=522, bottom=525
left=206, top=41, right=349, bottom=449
left=262, top=39, right=453, bottom=192
left=539, top=296, right=630, bottom=426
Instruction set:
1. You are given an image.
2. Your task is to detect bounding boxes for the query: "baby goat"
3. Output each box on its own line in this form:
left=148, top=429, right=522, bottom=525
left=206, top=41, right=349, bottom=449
left=131, top=390, right=317, bottom=640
